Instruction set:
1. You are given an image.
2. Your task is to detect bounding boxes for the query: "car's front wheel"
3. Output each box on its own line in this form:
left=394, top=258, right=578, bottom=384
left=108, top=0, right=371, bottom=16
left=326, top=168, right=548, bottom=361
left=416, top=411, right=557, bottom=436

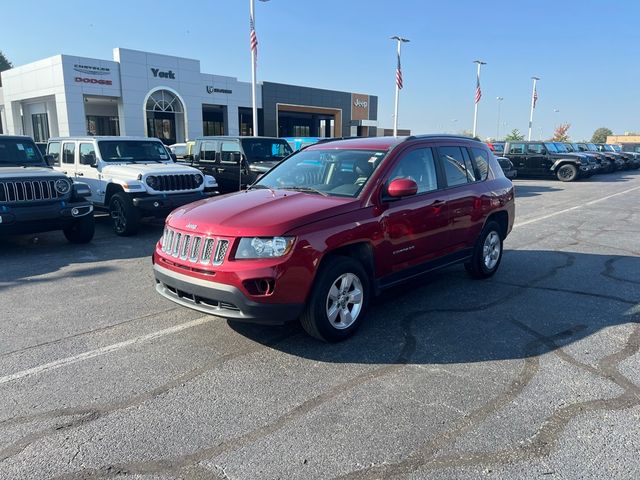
left=300, top=256, right=369, bottom=342
left=63, top=213, right=95, bottom=244
left=556, top=163, right=578, bottom=182
left=465, top=221, right=503, bottom=279
left=109, top=192, right=140, bottom=236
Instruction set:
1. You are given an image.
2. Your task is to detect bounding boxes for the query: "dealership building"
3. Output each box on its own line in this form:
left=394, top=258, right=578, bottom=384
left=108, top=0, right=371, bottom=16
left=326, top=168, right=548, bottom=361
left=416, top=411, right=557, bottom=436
left=0, top=48, right=378, bottom=144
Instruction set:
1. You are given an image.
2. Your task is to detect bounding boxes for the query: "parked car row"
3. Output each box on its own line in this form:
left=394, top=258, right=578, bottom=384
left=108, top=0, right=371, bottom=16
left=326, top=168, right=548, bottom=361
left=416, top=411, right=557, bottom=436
left=489, top=141, right=639, bottom=182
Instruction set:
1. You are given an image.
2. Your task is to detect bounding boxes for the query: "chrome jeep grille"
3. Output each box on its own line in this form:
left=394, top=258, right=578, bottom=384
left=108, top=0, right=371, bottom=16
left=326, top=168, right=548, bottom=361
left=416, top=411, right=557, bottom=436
left=161, top=227, right=229, bottom=266
left=0, top=179, right=62, bottom=203
left=152, top=174, right=199, bottom=192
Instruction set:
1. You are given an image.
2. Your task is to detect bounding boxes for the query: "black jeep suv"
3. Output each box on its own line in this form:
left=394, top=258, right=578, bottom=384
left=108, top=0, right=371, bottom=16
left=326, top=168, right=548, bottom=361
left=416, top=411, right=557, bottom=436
left=503, top=141, right=594, bottom=181
left=0, top=136, right=94, bottom=243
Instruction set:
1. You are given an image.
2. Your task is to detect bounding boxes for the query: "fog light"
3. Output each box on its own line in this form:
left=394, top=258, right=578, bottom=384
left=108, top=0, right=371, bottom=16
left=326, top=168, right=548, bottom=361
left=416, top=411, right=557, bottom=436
left=71, top=207, right=79, bottom=215
left=153, top=201, right=160, bottom=208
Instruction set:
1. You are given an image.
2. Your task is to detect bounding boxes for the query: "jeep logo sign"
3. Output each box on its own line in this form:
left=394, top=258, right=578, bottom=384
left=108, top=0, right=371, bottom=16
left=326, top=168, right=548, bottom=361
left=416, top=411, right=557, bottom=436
left=150, top=68, right=176, bottom=80
left=351, top=93, right=370, bottom=121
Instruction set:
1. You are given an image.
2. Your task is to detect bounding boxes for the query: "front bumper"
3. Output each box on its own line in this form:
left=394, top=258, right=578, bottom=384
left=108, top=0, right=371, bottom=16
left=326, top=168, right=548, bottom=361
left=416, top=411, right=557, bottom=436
left=153, top=263, right=304, bottom=324
left=132, top=191, right=216, bottom=212
left=0, top=200, right=93, bottom=235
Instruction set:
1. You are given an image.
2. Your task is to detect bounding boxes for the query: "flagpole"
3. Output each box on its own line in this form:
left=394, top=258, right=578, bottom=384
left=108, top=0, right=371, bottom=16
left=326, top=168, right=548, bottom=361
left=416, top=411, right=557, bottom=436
left=472, top=60, right=486, bottom=138
left=528, top=76, right=540, bottom=141
left=390, top=36, right=409, bottom=137
left=250, top=0, right=258, bottom=137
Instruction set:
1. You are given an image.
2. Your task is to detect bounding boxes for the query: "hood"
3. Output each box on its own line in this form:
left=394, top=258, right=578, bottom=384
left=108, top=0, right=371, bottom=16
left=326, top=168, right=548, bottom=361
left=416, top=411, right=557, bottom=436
left=0, top=166, right=65, bottom=177
left=101, top=162, right=199, bottom=177
left=167, top=188, right=359, bottom=237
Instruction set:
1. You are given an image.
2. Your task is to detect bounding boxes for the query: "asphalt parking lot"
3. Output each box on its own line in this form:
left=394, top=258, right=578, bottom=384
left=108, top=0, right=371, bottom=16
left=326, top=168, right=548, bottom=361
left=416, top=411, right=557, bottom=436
left=1, top=170, right=639, bottom=480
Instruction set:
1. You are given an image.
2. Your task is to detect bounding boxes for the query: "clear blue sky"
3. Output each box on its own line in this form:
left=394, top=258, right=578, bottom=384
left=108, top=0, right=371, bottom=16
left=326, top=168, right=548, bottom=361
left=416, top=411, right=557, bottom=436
left=2, top=0, right=638, bottom=140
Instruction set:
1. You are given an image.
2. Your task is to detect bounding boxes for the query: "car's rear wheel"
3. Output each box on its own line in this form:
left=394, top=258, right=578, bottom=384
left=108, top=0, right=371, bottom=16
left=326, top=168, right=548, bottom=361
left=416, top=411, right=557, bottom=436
left=556, top=164, right=578, bottom=182
left=465, top=221, right=503, bottom=279
left=300, top=256, right=369, bottom=342
left=63, top=213, right=95, bottom=244
left=109, top=192, right=140, bottom=236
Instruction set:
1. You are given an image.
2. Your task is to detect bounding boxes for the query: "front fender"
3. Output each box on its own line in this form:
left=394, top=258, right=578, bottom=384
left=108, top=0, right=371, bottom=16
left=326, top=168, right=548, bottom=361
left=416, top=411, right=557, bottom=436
left=550, top=158, right=580, bottom=171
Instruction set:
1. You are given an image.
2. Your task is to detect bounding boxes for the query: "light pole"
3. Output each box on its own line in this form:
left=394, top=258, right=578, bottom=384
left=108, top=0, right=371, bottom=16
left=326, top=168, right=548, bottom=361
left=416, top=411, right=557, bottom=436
left=527, top=76, right=540, bottom=141
left=390, top=36, right=409, bottom=137
left=250, top=0, right=269, bottom=137
left=496, top=96, right=504, bottom=140
left=472, top=60, right=486, bottom=138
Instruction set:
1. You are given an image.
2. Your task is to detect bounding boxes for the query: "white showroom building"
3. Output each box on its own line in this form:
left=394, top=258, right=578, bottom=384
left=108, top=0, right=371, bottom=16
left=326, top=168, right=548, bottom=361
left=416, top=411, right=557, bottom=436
left=0, top=47, right=378, bottom=144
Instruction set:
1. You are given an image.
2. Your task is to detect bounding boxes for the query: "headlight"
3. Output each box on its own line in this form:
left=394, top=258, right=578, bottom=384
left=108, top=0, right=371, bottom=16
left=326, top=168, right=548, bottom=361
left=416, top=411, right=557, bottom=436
left=235, top=237, right=295, bottom=259
left=54, top=178, right=71, bottom=194
left=193, top=174, right=204, bottom=186
left=146, top=176, right=158, bottom=189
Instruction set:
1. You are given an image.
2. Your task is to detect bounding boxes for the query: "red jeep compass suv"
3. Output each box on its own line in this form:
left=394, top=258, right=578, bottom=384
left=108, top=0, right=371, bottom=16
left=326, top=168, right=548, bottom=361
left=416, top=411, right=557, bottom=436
left=152, top=135, right=515, bottom=341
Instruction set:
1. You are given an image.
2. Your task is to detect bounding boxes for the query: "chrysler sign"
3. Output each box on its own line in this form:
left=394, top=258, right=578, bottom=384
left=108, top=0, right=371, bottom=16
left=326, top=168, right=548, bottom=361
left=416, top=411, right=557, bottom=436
left=73, top=64, right=110, bottom=75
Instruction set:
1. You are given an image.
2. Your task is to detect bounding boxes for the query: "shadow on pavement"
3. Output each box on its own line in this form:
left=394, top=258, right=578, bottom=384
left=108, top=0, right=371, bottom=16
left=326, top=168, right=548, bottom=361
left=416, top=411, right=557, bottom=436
left=230, top=249, right=640, bottom=365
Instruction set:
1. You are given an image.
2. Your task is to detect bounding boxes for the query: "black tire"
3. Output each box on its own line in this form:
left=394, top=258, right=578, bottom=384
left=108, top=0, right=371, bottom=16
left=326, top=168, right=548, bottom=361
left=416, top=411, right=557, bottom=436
left=556, top=163, right=578, bottom=182
left=63, top=213, right=95, bottom=244
left=109, top=192, right=140, bottom=236
left=300, top=256, right=370, bottom=342
left=465, top=221, right=503, bottom=279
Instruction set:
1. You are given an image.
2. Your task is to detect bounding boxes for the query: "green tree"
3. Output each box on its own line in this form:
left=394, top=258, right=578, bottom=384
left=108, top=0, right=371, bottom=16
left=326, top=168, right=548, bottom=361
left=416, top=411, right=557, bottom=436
left=552, top=123, right=571, bottom=142
left=591, top=127, right=613, bottom=144
left=0, top=51, right=11, bottom=87
left=505, top=129, right=524, bottom=141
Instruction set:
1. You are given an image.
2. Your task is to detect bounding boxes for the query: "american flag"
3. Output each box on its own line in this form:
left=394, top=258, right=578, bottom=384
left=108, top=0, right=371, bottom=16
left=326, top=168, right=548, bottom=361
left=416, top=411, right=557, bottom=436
left=250, top=15, right=258, bottom=60
left=396, top=52, right=403, bottom=90
left=474, top=75, right=482, bottom=104
left=533, top=87, right=538, bottom=109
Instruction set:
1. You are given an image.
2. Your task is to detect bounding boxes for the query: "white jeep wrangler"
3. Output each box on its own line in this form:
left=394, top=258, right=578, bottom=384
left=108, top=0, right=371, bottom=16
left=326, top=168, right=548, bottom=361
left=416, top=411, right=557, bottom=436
left=47, top=137, right=218, bottom=236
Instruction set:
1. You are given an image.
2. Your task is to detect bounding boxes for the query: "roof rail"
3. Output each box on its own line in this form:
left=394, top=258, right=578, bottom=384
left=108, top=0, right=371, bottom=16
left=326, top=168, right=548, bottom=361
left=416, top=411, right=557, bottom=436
left=406, top=134, right=483, bottom=142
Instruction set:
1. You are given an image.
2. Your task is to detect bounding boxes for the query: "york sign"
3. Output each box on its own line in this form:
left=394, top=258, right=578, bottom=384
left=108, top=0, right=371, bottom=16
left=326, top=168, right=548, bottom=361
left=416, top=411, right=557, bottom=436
left=151, top=68, right=176, bottom=79
left=75, top=77, right=112, bottom=85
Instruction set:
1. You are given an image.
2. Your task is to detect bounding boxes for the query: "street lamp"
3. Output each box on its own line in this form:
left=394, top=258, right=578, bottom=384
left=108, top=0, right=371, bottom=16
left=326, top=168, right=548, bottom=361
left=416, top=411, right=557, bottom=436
left=496, top=96, right=504, bottom=140
left=527, top=76, right=540, bottom=141
left=390, top=36, right=409, bottom=137
left=249, top=0, right=270, bottom=137
left=472, top=60, right=486, bottom=138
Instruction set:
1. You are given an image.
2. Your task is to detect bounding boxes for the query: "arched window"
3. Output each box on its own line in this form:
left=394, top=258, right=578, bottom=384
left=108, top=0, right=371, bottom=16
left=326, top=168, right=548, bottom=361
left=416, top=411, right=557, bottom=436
left=145, top=89, right=185, bottom=145
left=145, top=90, right=183, bottom=114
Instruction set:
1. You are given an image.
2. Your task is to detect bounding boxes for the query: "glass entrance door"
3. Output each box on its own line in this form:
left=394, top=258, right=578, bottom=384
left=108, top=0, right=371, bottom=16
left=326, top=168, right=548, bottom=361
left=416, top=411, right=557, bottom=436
left=147, top=112, right=176, bottom=145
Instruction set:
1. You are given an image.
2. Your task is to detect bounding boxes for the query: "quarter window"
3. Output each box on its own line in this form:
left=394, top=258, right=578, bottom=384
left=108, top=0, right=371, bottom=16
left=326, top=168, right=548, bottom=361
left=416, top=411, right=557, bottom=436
left=439, top=146, right=470, bottom=187
left=388, top=147, right=438, bottom=193
left=47, top=142, right=61, bottom=166
left=470, top=147, right=489, bottom=181
left=62, top=143, right=75, bottom=164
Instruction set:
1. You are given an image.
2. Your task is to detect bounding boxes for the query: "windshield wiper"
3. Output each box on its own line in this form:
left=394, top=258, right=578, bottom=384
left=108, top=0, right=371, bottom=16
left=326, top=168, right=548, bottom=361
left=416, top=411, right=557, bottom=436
left=282, top=186, right=329, bottom=196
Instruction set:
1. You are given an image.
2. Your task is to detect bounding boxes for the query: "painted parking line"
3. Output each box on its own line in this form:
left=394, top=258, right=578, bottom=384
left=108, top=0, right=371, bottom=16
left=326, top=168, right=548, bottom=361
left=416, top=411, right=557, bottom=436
left=0, top=316, right=213, bottom=385
left=514, top=184, right=640, bottom=228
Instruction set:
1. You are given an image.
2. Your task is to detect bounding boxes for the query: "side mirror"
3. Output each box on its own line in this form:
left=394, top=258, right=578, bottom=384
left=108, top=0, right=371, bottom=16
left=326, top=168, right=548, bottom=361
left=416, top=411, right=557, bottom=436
left=387, top=178, right=418, bottom=198
left=540, top=148, right=547, bottom=154
left=80, top=154, right=97, bottom=166
left=43, top=154, right=54, bottom=166
left=170, top=153, right=178, bottom=162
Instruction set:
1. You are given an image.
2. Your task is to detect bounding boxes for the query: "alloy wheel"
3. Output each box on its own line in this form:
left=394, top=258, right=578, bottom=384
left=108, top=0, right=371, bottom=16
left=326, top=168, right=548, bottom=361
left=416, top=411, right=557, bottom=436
left=325, top=273, right=364, bottom=329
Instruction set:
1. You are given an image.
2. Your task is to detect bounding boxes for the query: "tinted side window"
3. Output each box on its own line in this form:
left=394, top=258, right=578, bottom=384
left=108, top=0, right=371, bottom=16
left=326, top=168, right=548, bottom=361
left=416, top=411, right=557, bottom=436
left=62, top=142, right=75, bottom=164
left=221, top=141, right=241, bottom=163
left=471, top=147, right=489, bottom=181
left=388, top=147, right=438, bottom=193
left=439, top=146, right=470, bottom=187
left=509, top=143, right=525, bottom=154
left=80, top=143, right=95, bottom=164
left=199, top=142, right=216, bottom=162
left=47, top=142, right=61, bottom=166
left=527, top=143, right=544, bottom=154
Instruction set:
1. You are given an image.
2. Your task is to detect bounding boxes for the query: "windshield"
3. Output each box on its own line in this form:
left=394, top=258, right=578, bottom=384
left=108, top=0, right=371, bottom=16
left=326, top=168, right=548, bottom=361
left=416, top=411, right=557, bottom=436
left=611, top=145, right=622, bottom=152
left=586, top=143, right=599, bottom=151
left=240, top=138, right=293, bottom=162
left=544, top=143, right=559, bottom=153
left=0, top=139, right=46, bottom=166
left=97, top=140, right=171, bottom=163
left=602, top=144, right=615, bottom=152
left=554, top=143, right=569, bottom=153
left=254, top=148, right=387, bottom=198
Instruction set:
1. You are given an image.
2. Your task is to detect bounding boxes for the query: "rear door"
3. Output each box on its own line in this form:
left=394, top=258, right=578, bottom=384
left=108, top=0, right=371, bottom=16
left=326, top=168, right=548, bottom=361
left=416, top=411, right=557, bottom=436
left=525, top=143, right=547, bottom=176
left=195, top=140, right=219, bottom=178
left=435, top=144, right=485, bottom=251
left=220, top=140, right=243, bottom=191
left=378, top=145, right=450, bottom=274
left=506, top=142, right=527, bottom=174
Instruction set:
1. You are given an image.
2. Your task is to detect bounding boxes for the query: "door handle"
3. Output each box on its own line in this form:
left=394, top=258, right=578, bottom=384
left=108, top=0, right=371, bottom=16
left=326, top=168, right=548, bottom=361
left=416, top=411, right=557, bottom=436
left=77, top=172, right=84, bottom=176
left=430, top=200, right=445, bottom=207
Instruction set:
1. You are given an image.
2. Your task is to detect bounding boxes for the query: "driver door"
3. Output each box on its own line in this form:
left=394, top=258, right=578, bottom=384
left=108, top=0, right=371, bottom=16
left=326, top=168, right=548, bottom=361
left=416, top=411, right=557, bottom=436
left=75, top=142, right=103, bottom=204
